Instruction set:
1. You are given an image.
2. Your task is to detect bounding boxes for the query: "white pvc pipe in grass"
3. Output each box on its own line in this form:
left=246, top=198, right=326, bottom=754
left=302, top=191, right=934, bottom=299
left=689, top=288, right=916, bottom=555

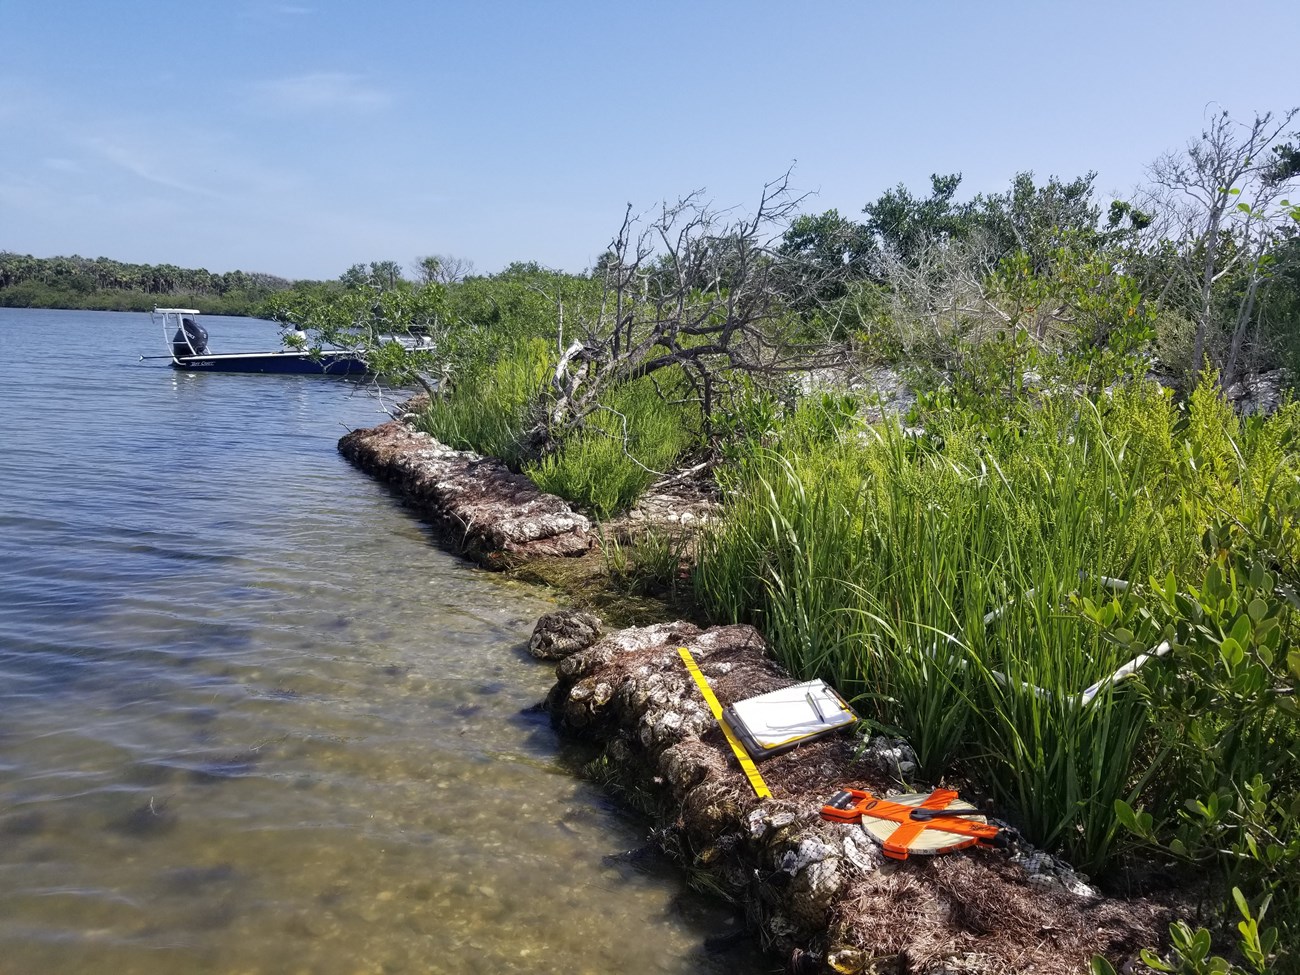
left=928, top=574, right=1168, bottom=709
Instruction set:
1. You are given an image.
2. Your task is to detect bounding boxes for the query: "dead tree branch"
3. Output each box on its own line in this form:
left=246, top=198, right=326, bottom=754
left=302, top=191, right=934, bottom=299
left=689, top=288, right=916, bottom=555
left=540, top=173, right=848, bottom=448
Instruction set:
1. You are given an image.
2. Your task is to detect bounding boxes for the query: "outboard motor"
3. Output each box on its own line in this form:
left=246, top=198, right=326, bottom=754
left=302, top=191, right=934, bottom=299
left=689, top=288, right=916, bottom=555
left=171, top=317, right=209, bottom=358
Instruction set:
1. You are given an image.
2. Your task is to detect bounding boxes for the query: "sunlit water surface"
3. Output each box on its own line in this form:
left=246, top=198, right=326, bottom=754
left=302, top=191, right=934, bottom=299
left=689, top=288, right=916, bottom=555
left=0, top=309, right=761, bottom=974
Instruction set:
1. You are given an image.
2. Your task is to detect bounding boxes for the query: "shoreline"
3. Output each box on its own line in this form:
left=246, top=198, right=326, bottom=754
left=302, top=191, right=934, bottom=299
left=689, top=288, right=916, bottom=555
left=337, top=409, right=1181, bottom=974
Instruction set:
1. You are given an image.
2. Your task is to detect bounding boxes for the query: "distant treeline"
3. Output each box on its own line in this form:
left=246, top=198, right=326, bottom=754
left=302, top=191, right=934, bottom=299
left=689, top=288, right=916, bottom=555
left=0, top=252, right=305, bottom=316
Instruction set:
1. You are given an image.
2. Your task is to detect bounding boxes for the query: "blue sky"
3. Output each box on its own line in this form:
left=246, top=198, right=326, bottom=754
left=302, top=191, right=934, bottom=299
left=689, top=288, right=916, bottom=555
left=2, top=0, right=1295, bottom=281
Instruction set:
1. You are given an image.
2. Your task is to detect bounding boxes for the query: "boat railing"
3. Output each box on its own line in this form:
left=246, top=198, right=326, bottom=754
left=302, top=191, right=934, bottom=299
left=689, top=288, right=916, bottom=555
left=153, top=307, right=204, bottom=360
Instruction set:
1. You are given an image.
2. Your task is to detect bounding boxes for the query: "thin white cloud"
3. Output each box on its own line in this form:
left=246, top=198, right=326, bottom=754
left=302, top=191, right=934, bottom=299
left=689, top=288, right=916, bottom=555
left=238, top=1, right=314, bottom=21
left=43, top=157, right=81, bottom=173
left=81, top=136, right=225, bottom=199
left=250, top=72, right=390, bottom=112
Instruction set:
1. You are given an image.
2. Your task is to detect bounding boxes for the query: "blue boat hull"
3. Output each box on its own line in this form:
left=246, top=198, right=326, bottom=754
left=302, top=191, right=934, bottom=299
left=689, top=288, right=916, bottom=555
left=171, top=351, right=368, bottom=375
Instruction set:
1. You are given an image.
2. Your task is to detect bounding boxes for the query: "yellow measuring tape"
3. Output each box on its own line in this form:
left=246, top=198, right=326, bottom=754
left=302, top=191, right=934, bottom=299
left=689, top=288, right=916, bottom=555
left=678, top=647, right=771, bottom=799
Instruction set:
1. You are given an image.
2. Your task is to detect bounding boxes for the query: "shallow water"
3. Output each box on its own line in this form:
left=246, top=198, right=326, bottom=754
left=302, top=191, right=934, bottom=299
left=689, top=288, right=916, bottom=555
left=0, top=309, right=762, bottom=974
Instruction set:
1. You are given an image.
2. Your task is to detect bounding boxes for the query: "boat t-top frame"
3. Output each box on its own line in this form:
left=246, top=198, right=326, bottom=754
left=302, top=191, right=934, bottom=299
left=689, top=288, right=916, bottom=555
left=153, top=307, right=205, bottom=359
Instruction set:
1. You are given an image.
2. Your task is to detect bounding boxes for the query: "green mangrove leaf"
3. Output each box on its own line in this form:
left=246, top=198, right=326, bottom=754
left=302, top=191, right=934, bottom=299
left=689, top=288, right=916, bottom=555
left=1230, top=614, right=1252, bottom=648
left=1189, top=925, right=1212, bottom=962
left=1114, top=800, right=1138, bottom=830
left=1205, top=562, right=1223, bottom=598
left=1249, top=562, right=1266, bottom=589
left=1233, top=886, right=1253, bottom=921
left=1257, top=617, right=1280, bottom=650
left=1139, top=947, right=1173, bottom=972
left=1220, top=636, right=1244, bottom=668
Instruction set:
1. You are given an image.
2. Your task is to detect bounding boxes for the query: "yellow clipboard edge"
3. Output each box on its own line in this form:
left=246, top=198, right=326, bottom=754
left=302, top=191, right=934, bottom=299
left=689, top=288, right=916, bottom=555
left=744, top=723, right=855, bottom=753
left=678, top=647, right=771, bottom=800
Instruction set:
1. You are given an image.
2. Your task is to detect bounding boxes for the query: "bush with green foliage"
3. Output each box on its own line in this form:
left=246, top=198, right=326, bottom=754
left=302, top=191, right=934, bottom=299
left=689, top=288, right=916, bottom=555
left=1091, top=885, right=1281, bottom=973
left=1109, top=502, right=1299, bottom=965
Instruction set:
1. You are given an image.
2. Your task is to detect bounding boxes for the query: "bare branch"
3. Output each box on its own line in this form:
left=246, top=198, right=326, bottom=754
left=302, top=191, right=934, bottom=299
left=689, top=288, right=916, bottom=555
left=1140, top=107, right=1300, bottom=381
left=539, top=175, right=846, bottom=447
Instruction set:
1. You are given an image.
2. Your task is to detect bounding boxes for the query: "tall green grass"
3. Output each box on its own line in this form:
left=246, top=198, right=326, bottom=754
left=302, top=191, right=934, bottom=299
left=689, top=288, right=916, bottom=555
left=527, top=377, right=699, bottom=518
left=415, top=337, right=553, bottom=469
left=695, top=378, right=1299, bottom=876
left=416, top=340, right=700, bottom=516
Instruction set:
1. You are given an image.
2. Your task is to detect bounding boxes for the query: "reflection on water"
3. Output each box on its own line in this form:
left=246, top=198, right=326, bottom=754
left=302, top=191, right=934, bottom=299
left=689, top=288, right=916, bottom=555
left=0, top=309, right=762, bottom=974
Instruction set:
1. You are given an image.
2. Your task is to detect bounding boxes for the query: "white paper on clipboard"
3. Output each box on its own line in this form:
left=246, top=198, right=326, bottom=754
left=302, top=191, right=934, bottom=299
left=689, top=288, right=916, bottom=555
left=724, top=679, right=856, bottom=756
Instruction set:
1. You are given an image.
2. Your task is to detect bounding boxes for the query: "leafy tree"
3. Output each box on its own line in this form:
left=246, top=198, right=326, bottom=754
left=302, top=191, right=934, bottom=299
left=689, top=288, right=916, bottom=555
left=1257, top=233, right=1300, bottom=376
left=863, top=172, right=971, bottom=261
left=414, top=254, right=475, bottom=285
left=780, top=209, right=875, bottom=276
left=860, top=170, right=1112, bottom=274
left=972, top=171, right=1103, bottom=271
left=368, top=260, right=405, bottom=291
left=338, top=264, right=369, bottom=289
left=779, top=208, right=875, bottom=307
left=263, top=277, right=447, bottom=396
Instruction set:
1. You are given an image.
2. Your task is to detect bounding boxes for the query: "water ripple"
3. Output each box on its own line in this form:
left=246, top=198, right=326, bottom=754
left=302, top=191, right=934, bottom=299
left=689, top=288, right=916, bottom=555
left=0, top=308, right=759, bottom=975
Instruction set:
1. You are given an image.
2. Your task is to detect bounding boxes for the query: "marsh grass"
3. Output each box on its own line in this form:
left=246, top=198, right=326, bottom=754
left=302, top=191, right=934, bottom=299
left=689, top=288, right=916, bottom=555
left=527, top=377, right=700, bottom=517
left=694, top=377, right=1299, bottom=876
left=415, top=337, right=553, bottom=468
left=415, top=343, right=700, bottom=517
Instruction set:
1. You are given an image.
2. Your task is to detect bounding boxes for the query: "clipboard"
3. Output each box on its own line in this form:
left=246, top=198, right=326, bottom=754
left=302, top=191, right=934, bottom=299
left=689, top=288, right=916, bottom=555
left=721, top=679, right=857, bottom=760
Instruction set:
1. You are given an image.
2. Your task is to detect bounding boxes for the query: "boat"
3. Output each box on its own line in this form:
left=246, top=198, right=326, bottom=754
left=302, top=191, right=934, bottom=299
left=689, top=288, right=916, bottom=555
left=154, top=308, right=369, bottom=375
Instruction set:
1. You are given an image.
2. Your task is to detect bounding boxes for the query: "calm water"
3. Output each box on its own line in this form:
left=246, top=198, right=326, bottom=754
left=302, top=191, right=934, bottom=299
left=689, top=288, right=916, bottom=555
left=0, top=309, right=760, bottom=974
